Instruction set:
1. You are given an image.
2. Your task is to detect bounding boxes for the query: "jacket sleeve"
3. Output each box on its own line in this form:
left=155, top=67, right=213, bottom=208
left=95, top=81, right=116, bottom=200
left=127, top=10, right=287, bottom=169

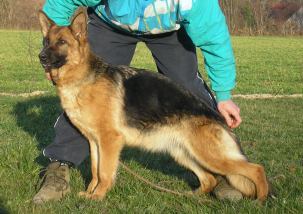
left=183, top=0, right=236, bottom=102
left=43, top=0, right=101, bottom=26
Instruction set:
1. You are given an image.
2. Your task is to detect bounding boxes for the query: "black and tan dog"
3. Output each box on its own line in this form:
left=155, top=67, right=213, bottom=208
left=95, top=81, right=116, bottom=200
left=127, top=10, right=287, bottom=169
left=38, top=11, right=269, bottom=201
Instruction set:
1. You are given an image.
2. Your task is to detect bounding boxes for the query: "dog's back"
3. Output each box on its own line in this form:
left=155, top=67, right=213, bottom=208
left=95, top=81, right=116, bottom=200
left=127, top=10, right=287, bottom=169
left=123, top=70, right=224, bottom=128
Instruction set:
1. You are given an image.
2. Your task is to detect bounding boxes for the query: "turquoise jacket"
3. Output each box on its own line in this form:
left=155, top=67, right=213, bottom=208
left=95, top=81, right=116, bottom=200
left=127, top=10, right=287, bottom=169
left=43, top=0, right=236, bottom=101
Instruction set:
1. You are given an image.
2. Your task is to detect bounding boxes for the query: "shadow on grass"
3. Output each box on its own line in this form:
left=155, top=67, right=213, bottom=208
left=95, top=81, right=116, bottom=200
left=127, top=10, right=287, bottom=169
left=14, top=96, right=61, bottom=167
left=121, top=147, right=200, bottom=189
left=14, top=96, right=199, bottom=189
left=0, top=198, right=10, bottom=214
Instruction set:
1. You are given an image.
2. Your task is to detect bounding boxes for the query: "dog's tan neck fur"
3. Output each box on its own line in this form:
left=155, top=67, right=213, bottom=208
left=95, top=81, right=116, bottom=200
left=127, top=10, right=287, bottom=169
left=55, top=41, right=92, bottom=88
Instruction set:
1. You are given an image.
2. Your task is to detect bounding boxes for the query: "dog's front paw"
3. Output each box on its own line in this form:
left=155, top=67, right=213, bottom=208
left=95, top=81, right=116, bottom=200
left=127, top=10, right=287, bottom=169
left=89, top=193, right=105, bottom=200
left=78, top=191, right=105, bottom=200
left=78, top=191, right=90, bottom=198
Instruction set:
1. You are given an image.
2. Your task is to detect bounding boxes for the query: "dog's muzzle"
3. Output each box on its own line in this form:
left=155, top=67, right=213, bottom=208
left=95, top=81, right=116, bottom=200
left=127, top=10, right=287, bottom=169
left=39, top=51, right=57, bottom=85
left=39, top=52, right=52, bottom=71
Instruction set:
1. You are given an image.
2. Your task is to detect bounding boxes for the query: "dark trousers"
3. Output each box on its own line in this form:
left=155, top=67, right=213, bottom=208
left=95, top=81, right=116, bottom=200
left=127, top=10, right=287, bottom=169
left=43, top=10, right=217, bottom=166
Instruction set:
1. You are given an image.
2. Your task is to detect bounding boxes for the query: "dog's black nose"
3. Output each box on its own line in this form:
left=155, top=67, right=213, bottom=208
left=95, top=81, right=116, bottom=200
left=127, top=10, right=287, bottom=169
left=39, top=52, right=48, bottom=63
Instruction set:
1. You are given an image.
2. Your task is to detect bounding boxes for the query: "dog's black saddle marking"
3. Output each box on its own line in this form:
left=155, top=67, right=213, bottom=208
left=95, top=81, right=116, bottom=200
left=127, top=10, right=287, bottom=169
left=123, top=71, right=224, bottom=130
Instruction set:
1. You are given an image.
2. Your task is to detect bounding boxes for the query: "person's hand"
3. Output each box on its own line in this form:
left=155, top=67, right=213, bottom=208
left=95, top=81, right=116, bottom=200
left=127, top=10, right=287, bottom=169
left=217, top=100, right=242, bottom=129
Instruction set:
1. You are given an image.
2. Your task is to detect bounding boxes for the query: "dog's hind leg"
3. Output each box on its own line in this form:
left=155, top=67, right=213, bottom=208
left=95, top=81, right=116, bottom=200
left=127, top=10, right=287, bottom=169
left=186, top=122, right=268, bottom=201
left=168, top=144, right=217, bottom=194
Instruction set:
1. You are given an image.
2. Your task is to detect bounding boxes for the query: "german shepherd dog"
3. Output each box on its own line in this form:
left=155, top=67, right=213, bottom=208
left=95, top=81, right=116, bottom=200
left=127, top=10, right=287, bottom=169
left=38, top=11, right=268, bottom=201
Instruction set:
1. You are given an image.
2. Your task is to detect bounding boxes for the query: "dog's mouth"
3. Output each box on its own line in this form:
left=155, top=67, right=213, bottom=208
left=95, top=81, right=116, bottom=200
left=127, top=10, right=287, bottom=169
left=40, top=59, right=66, bottom=70
left=40, top=63, right=52, bottom=71
left=39, top=62, right=59, bottom=85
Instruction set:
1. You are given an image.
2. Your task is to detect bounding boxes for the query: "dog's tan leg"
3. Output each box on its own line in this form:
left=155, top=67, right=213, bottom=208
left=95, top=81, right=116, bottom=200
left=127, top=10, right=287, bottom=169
left=78, top=139, right=99, bottom=197
left=196, top=172, right=217, bottom=194
left=88, top=131, right=123, bottom=200
left=168, top=146, right=217, bottom=194
left=190, top=169, right=217, bottom=194
left=87, top=141, right=99, bottom=193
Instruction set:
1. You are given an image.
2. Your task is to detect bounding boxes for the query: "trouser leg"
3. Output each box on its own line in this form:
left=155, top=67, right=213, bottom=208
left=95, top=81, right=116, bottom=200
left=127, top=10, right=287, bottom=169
left=43, top=10, right=138, bottom=166
left=143, top=27, right=217, bottom=110
left=43, top=113, right=89, bottom=166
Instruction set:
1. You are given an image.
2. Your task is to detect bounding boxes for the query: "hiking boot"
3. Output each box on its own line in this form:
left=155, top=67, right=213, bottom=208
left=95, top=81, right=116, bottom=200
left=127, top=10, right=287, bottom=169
left=213, top=176, right=243, bottom=201
left=33, top=161, right=71, bottom=204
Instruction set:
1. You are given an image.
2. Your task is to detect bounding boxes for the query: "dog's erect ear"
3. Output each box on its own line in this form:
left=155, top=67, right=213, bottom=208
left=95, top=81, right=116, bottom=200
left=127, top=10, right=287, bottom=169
left=70, top=12, right=87, bottom=39
left=38, top=10, right=53, bottom=37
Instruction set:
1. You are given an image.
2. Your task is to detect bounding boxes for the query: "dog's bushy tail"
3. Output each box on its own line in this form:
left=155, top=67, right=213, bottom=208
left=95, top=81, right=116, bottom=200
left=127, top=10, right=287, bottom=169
left=226, top=174, right=256, bottom=197
left=186, top=121, right=268, bottom=200
left=222, top=128, right=257, bottom=198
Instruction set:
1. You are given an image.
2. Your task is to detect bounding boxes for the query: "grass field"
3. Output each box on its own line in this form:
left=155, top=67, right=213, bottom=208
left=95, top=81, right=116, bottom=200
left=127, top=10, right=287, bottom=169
left=0, top=30, right=302, bottom=213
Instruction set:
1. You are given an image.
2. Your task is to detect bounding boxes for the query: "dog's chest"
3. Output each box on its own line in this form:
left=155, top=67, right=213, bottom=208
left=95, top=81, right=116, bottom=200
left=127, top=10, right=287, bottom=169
left=58, top=86, right=84, bottom=124
left=58, top=86, right=79, bottom=107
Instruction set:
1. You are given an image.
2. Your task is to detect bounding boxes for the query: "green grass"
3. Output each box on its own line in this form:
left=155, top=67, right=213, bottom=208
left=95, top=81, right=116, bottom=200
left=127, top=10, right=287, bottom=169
left=231, top=37, right=303, bottom=95
left=0, top=30, right=303, bottom=213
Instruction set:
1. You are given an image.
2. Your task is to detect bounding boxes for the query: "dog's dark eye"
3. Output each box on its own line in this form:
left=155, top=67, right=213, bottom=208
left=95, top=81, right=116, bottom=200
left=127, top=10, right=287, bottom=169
left=57, top=39, right=67, bottom=46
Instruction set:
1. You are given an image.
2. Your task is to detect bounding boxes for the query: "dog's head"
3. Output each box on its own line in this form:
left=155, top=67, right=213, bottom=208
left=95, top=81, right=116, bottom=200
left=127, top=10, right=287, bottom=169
left=38, top=11, right=88, bottom=82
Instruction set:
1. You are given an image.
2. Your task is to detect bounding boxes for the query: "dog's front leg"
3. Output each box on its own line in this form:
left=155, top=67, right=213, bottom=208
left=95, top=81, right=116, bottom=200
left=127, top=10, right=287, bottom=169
left=91, top=131, right=123, bottom=200
left=79, top=139, right=99, bottom=197
left=81, top=131, right=124, bottom=200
